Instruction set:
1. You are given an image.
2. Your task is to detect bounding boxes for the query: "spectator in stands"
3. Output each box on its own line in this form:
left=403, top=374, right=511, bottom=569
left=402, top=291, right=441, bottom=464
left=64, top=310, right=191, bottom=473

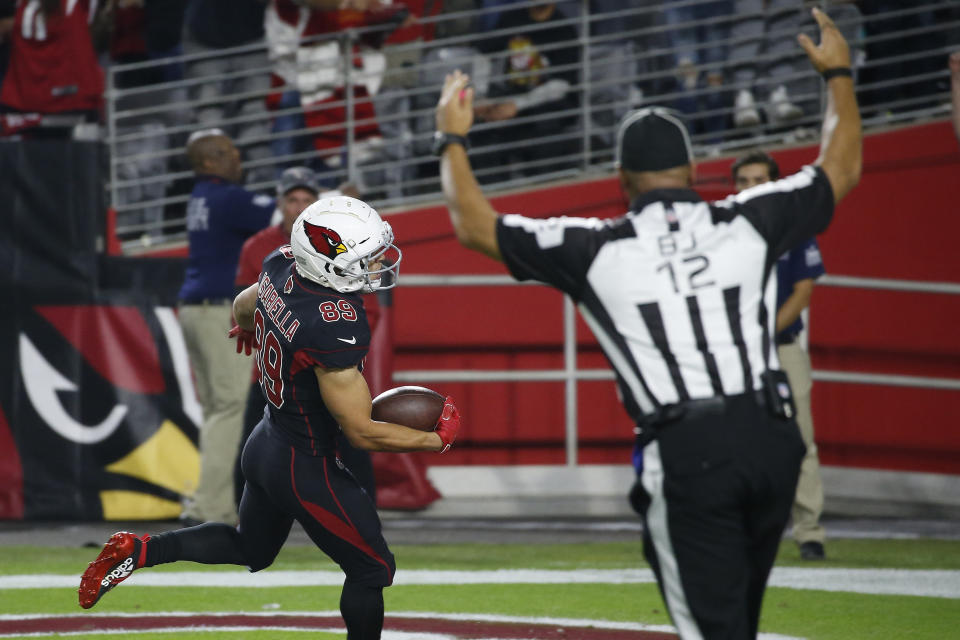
left=264, top=0, right=406, bottom=184
left=178, top=128, right=275, bottom=527
left=263, top=0, right=308, bottom=170
left=471, top=2, right=580, bottom=183
left=948, top=4, right=960, bottom=50
left=378, top=0, right=437, bottom=72
left=142, top=0, right=188, bottom=84
left=409, top=39, right=492, bottom=192
left=108, top=0, right=147, bottom=76
left=103, top=0, right=189, bottom=111
left=591, top=1, right=677, bottom=138
left=184, top=0, right=273, bottom=185
left=233, top=168, right=374, bottom=506
left=952, top=52, right=960, bottom=145
left=587, top=1, right=649, bottom=152
left=730, top=1, right=861, bottom=130
left=476, top=0, right=512, bottom=33
left=434, top=0, right=476, bottom=40
left=662, top=0, right=731, bottom=139
left=0, top=0, right=109, bottom=131
left=730, top=0, right=807, bottom=128
left=856, top=1, right=946, bottom=115
left=106, top=0, right=177, bottom=243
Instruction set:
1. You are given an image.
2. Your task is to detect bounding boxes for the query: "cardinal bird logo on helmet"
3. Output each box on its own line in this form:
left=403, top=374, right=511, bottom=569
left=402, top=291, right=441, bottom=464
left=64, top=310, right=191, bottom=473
left=304, top=222, right=348, bottom=259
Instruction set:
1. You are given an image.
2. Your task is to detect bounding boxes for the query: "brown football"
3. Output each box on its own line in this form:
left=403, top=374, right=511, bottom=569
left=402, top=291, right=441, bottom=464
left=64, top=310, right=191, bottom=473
left=371, top=386, right=446, bottom=431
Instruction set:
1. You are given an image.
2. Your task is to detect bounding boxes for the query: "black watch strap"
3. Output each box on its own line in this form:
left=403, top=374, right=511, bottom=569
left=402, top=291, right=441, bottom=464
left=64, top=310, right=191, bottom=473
left=432, top=131, right=470, bottom=156
left=821, top=67, right=853, bottom=81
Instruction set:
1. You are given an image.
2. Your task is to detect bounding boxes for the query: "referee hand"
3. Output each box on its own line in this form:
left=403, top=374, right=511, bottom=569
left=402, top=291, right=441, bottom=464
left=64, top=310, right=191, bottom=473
left=436, top=70, right=474, bottom=137
left=798, top=7, right=850, bottom=74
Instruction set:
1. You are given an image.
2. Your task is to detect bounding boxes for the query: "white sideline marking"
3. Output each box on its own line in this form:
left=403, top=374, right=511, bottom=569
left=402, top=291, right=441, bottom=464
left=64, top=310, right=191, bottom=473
left=768, top=567, right=960, bottom=598
left=0, top=567, right=957, bottom=598
left=0, top=611, right=801, bottom=640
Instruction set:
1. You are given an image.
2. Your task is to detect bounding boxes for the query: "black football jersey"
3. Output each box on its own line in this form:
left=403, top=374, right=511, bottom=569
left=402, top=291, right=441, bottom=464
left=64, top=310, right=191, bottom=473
left=253, top=246, right=371, bottom=455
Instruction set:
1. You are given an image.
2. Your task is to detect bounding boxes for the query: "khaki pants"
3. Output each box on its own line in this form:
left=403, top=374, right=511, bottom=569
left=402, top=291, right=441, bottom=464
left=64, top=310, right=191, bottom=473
left=179, top=303, right=252, bottom=525
left=778, top=341, right=826, bottom=545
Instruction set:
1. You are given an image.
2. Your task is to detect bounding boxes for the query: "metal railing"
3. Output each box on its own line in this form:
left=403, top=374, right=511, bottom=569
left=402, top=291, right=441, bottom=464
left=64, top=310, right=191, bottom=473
left=393, top=273, right=960, bottom=465
left=102, top=0, right=960, bottom=249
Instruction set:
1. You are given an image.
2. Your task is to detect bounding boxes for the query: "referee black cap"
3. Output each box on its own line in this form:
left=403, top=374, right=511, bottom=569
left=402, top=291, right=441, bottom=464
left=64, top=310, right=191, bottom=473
left=616, top=107, right=694, bottom=172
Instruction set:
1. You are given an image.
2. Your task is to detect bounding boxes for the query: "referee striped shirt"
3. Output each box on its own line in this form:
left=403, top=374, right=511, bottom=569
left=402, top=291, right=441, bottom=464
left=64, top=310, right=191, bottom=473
left=495, top=165, right=834, bottom=421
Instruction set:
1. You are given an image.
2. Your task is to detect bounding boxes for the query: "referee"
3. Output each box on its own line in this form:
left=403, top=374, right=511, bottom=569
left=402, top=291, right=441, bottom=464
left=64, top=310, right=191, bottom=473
left=434, top=8, right=861, bottom=640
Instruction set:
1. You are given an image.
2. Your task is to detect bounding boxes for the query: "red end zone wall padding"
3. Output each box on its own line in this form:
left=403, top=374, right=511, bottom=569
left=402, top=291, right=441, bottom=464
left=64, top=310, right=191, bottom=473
left=0, top=406, right=25, bottom=519
left=386, top=120, right=960, bottom=474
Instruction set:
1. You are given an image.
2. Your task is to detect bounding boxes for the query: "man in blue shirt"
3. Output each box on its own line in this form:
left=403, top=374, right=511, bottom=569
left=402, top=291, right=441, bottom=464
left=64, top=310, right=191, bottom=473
left=733, top=150, right=827, bottom=561
left=178, top=128, right=274, bottom=526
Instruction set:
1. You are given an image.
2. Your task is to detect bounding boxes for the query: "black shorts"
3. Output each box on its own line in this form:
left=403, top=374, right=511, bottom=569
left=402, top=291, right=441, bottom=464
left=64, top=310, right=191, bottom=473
left=238, top=419, right=395, bottom=587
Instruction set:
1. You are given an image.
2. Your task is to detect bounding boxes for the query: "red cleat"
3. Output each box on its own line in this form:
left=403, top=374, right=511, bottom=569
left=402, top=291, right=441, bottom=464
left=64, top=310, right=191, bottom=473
left=78, top=531, right=149, bottom=609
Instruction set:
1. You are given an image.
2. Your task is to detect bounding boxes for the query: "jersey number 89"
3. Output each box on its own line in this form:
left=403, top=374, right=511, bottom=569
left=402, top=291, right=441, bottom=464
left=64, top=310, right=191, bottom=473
left=253, top=308, right=284, bottom=409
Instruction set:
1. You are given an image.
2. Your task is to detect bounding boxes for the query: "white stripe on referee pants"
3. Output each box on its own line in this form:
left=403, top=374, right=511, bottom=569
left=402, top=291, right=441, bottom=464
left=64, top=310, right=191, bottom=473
left=642, top=441, right=703, bottom=640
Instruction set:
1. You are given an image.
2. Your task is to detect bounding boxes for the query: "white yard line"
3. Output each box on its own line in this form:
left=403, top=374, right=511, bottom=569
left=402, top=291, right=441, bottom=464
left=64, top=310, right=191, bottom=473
left=0, top=567, right=957, bottom=598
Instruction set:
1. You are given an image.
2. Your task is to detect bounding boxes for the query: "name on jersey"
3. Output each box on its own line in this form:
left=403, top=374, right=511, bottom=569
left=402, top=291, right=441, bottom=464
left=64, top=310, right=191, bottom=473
left=258, top=273, right=301, bottom=342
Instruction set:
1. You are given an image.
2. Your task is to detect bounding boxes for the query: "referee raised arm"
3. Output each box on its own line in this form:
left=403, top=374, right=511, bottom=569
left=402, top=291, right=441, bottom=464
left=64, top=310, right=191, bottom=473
left=435, top=7, right=860, bottom=640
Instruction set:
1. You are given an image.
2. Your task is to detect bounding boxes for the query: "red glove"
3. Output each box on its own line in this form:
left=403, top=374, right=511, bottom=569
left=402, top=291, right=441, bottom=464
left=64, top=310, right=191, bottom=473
left=434, top=396, right=460, bottom=453
left=228, top=325, right=255, bottom=356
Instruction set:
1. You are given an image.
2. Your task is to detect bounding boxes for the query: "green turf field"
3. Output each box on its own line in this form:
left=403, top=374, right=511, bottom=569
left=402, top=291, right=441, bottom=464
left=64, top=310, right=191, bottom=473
left=1, top=539, right=958, bottom=639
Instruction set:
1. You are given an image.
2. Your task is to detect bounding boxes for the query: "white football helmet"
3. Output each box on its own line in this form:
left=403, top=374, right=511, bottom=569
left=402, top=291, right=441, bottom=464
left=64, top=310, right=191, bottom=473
left=289, top=195, right=401, bottom=293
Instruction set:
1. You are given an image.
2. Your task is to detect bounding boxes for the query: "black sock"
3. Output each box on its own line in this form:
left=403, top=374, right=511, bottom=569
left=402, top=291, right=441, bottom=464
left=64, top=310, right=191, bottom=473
left=340, top=581, right=384, bottom=640
left=143, top=523, right=247, bottom=568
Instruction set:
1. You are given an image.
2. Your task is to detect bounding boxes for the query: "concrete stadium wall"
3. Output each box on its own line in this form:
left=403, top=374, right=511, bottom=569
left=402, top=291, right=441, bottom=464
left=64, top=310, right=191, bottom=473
left=421, top=464, right=960, bottom=519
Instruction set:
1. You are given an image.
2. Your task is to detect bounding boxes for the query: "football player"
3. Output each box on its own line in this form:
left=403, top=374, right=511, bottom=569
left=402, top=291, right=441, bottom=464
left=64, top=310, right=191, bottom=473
left=79, top=196, right=461, bottom=640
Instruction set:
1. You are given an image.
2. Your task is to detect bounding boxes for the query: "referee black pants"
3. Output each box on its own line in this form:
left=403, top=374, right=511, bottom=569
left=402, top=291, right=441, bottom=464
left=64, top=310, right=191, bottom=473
left=630, top=393, right=805, bottom=640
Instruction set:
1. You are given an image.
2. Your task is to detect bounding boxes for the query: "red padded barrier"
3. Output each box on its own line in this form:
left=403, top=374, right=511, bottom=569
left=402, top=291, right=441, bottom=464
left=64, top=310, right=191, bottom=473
left=386, top=120, right=960, bottom=474
left=139, top=121, right=960, bottom=474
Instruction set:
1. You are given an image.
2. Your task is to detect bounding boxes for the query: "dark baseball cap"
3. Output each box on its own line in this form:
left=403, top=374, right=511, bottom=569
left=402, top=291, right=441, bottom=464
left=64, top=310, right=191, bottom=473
left=615, top=107, right=693, bottom=172
left=277, top=166, right=320, bottom=196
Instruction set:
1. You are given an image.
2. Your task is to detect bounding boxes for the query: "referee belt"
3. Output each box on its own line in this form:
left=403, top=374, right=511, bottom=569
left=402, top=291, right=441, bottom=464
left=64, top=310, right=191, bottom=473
left=636, top=391, right=767, bottom=431
left=775, top=333, right=799, bottom=345
left=178, top=297, right=233, bottom=306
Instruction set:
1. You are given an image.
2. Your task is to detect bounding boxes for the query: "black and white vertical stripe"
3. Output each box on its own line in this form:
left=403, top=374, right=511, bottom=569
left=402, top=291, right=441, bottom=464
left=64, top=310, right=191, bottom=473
left=580, top=200, right=780, bottom=414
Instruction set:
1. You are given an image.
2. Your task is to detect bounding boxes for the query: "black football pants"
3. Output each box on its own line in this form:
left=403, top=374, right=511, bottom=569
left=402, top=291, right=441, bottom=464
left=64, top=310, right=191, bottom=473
left=147, top=419, right=394, bottom=639
left=630, top=393, right=805, bottom=639
left=236, top=381, right=377, bottom=507
left=237, top=419, right=395, bottom=586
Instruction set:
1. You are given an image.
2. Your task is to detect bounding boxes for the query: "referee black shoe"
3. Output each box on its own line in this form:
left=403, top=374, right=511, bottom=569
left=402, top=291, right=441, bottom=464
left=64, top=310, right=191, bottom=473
left=799, top=541, right=826, bottom=561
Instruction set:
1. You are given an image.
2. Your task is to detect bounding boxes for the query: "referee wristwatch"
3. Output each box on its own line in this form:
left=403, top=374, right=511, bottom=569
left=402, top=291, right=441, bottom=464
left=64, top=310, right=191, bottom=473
left=432, top=131, right=470, bottom=156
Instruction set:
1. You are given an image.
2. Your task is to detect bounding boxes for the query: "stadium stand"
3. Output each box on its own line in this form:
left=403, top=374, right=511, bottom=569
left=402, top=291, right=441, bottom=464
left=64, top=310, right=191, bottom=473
left=1, top=1, right=956, bottom=251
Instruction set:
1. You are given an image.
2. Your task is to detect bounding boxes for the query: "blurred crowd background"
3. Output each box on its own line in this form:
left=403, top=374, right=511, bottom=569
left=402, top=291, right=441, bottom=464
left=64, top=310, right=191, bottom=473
left=1, top=0, right=957, bottom=250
